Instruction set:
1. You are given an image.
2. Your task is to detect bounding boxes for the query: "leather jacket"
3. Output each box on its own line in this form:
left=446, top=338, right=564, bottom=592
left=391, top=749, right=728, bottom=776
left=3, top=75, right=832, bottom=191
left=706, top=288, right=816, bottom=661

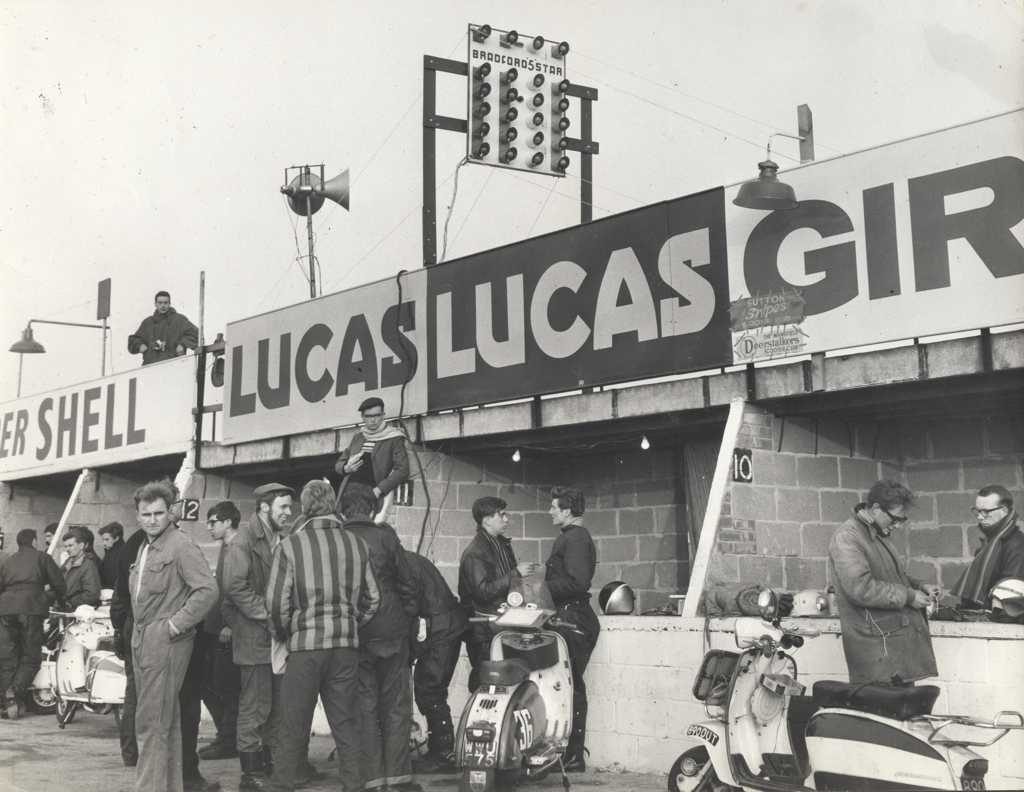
left=458, top=529, right=519, bottom=616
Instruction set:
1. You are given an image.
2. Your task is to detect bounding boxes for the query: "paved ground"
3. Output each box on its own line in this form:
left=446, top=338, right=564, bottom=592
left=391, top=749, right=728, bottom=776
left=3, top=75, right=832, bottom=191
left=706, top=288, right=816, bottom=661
left=0, top=710, right=667, bottom=792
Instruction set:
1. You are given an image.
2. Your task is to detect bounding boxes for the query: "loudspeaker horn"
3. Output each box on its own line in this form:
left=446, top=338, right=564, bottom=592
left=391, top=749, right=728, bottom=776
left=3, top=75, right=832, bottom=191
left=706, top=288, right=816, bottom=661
left=315, top=169, right=349, bottom=211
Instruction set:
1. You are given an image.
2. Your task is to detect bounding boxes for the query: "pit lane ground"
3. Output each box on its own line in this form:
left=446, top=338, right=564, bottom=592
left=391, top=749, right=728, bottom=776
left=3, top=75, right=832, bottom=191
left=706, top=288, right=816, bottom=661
left=0, top=710, right=668, bottom=792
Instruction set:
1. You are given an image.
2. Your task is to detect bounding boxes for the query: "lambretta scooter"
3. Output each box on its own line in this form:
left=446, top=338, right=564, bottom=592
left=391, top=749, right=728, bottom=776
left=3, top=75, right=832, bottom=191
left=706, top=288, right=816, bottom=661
left=671, top=589, right=1024, bottom=792
left=39, top=596, right=126, bottom=728
left=456, top=577, right=579, bottom=792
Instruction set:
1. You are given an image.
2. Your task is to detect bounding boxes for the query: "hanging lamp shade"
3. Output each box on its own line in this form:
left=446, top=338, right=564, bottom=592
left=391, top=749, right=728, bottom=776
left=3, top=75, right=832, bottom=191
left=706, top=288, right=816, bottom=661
left=733, top=159, right=798, bottom=210
left=9, top=325, right=45, bottom=354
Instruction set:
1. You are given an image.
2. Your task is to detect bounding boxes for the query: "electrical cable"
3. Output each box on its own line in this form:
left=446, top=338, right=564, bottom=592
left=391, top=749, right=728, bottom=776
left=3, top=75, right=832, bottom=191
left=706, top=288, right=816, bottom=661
left=526, top=176, right=560, bottom=237
left=440, top=156, right=469, bottom=262
left=573, top=49, right=841, bottom=156
left=572, top=66, right=801, bottom=163
left=448, top=166, right=494, bottom=251
left=503, top=170, right=619, bottom=217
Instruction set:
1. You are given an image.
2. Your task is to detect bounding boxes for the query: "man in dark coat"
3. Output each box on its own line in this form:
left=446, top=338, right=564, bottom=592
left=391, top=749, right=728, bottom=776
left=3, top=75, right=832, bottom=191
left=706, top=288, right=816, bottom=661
left=405, top=550, right=467, bottom=773
left=952, top=484, right=1024, bottom=608
left=0, top=529, right=66, bottom=718
left=828, top=480, right=939, bottom=686
left=99, top=521, right=127, bottom=589
left=458, top=497, right=532, bottom=692
left=61, top=525, right=101, bottom=609
left=334, top=397, right=410, bottom=513
left=194, top=502, right=241, bottom=761
left=342, top=483, right=421, bottom=792
left=544, top=486, right=601, bottom=772
left=128, top=290, right=198, bottom=365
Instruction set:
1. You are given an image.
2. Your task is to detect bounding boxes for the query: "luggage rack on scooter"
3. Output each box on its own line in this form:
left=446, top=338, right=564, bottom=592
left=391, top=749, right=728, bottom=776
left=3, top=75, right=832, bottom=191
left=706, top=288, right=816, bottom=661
left=913, top=711, right=1024, bottom=747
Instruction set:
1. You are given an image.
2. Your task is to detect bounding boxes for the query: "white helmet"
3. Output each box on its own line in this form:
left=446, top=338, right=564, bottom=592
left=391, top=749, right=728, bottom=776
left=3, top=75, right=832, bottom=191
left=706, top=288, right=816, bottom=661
left=990, top=578, right=1024, bottom=621
left=790, top=590, right=828, bottom=617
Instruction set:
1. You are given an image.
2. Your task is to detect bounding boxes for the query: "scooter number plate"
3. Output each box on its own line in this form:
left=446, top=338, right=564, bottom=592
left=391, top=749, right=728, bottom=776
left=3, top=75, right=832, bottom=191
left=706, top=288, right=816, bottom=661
left=961, top=777, right=985, bottom=791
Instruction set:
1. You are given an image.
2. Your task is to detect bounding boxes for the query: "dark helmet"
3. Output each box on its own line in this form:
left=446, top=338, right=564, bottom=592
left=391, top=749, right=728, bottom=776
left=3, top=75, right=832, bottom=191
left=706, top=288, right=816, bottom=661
left=599, top=581, right=635, bottom=615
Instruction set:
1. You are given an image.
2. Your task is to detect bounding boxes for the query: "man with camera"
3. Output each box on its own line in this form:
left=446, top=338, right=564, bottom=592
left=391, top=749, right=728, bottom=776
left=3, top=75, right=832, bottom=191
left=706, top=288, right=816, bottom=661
left=128, top=290, right=198, bottom=365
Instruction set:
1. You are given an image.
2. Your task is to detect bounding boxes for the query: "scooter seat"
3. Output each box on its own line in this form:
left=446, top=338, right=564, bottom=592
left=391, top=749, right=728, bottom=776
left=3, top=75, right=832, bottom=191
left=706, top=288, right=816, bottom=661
left=812, top=680, right=940, bottom=720
left=478, top=658, right=531, bottom=687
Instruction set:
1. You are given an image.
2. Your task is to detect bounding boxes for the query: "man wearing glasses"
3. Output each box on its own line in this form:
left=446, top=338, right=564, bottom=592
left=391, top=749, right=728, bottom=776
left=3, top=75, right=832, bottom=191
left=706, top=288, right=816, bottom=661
left=828, top=480, right=939, bottom=685
left=334, top=397, right=410, bottom=519
left=951, top=485, right=1024, bottom=608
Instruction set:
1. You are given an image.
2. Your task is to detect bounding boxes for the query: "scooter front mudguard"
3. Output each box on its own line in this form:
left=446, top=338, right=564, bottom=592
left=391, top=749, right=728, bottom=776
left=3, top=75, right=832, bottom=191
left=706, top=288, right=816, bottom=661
left=86, top=651, right=126, bottom=704
left=684, top=721, right=740, bottom=788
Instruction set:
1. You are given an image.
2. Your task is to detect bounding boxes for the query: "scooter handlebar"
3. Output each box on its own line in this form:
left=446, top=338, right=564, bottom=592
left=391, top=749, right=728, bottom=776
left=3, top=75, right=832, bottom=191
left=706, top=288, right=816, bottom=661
left=547, top=617, right=585, bottom=635
left=469, top=616, right=497, bottom=623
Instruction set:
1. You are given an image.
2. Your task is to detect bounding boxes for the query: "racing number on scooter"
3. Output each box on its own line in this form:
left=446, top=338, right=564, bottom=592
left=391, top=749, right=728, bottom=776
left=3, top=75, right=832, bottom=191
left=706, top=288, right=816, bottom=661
left=513, top=709, right=534, bottom=751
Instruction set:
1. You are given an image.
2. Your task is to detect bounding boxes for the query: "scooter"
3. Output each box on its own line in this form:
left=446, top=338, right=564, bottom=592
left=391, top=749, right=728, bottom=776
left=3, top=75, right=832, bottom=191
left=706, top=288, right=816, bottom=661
left=455, top=578, right=579, bottom=792
left=39, top=598, right=126, bottom=728
left=25, top=616, right=62, bottom=714
left=670, top=589, right=1024, bottom=792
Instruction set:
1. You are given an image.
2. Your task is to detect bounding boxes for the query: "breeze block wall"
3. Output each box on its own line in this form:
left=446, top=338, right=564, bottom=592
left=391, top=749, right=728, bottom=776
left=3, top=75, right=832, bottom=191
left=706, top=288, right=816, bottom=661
left=705, top=404, right=1024, bottom=598
left=388, top=444, right=689, bottom=612
left=0, top=479, right=73, bottom=553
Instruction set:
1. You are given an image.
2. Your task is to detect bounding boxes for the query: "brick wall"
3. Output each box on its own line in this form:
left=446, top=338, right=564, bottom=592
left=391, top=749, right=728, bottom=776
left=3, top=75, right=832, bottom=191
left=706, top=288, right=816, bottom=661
left=388, top=444, right=688, bottom=612
left=705, top=405, right=1024, bottom=599
left=0, top=479, right=73, bottom=553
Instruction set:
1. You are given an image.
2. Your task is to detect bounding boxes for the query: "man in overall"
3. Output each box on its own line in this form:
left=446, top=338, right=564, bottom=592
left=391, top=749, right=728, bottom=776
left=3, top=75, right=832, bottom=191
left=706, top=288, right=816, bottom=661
left=129, top=479, right=217, bottom=792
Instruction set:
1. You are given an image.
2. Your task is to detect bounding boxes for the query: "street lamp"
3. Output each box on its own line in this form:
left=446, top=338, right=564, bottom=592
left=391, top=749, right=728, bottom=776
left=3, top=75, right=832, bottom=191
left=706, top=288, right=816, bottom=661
left=8, top=318, right=107, bottom=397
left=732, top=132, right=807, bottom=211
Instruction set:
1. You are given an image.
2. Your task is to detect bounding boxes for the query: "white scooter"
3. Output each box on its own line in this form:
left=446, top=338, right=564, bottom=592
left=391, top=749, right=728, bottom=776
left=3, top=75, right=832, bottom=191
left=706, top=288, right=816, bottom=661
left=455, top=578, right=579, bottom=792
left=671, top=590, right=1024, bottom=792
left=35, top=596, right=126, bottom=728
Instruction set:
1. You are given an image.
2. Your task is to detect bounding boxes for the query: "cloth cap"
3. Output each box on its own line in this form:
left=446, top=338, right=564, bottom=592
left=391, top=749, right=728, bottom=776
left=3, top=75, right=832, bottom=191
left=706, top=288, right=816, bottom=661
left=358, top=396, right=385, bottom=414
left=253, top=483, right=294, bottom=498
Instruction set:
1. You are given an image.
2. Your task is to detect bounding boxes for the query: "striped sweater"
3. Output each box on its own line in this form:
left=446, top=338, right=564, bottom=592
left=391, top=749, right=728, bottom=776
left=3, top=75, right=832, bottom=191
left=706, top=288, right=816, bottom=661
left=266, top=514, right=380, bottom=652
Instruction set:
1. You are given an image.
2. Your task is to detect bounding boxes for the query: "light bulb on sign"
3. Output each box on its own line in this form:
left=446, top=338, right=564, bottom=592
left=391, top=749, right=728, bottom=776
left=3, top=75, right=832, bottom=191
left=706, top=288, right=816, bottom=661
left=512, top=448, right=521, bottom=463
left=640, top=435, right=650, bottom=451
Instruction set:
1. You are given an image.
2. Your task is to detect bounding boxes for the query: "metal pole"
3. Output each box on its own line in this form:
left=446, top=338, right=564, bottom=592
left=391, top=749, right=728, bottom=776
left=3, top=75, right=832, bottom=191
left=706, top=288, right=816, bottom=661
left=16, top=353, right=23, bottom=398
left=101, top=317, right=107, bottom=376
left=423, top=59, right=438, bottom=267
left=580, top=97, right=594, bottom=223
left=198, top=270, right=206, bottom=347
left=305, top=194, right=317, bottom=298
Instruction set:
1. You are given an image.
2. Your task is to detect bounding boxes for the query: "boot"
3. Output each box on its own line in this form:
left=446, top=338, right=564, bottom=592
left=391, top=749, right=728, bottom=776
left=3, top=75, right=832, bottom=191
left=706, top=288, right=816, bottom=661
left=4, top=688, right=19, bottom=721
left=239, top=750, right=270, bottom=791
left=198, top=736, right=238, bottom=760
left=182, top=771, right=221, bottom=792
left=563, top=700, right=588, bottom=772
left=260, top=744, right=274, bottom=775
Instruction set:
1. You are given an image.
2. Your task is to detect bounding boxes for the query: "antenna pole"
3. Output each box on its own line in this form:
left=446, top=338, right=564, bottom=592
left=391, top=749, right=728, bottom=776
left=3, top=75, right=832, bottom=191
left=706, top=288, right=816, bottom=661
left=305, top=192, right=317, bottom=298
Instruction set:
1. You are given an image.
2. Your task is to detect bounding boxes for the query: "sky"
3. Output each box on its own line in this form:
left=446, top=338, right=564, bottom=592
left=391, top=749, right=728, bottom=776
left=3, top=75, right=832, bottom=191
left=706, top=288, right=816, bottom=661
left=1, top=0, right=1022, bottom=400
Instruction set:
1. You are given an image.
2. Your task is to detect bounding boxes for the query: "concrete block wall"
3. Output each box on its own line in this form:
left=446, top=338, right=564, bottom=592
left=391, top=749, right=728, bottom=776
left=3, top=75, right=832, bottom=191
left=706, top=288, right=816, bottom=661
left=0, top=479, right=73, bottom=554
left=707, top=406, right=1024, bottom=596
left=387, top=444, right=688, bottom=612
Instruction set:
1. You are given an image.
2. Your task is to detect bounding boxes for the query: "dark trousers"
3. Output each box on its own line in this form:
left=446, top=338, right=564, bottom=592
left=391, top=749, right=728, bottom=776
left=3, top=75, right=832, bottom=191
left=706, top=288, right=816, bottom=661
left=464, top=622, right=493, bottom=693
left=0, top=614, right=44, bottom=697
left=121, top=623, right=139, bottom=765
left=553, top=602, right=600, bottom=758
left=276, top=648, right=361, bottom=792
left=413, top=628, right=463, bottom=756
left=196, top=631, right=240, bottom=744
left=358, top=641, right=413, bottom=790
left=180, top=635, right=204, bottom=780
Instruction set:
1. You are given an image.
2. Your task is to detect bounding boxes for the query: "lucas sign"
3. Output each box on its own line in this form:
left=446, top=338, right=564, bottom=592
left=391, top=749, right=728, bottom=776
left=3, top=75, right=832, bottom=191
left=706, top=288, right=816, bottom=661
left=726, top=109, right=1024, bottom=362
left=0, top=356, right=195, bottom=481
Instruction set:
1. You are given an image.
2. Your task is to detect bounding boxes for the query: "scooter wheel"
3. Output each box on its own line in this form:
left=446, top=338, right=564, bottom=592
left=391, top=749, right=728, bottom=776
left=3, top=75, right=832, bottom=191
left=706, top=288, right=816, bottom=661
left=668, top=747, right=730, bottom=792
left=56, top=699, right=77, bottom=727
left=29, top=688, right=58, bottom=715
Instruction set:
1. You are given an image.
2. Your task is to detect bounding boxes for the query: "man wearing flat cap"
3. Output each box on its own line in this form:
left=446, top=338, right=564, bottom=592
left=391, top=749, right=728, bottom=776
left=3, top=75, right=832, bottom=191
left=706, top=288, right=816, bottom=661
left=223, top=483, right=300, bottom=790
left=334, top=398, right=410, bottom=519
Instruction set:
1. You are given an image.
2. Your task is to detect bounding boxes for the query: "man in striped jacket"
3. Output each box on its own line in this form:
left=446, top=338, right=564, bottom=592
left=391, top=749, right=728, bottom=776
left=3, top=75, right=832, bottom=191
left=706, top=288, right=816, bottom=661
left=265, top=480, right=380, bottom=792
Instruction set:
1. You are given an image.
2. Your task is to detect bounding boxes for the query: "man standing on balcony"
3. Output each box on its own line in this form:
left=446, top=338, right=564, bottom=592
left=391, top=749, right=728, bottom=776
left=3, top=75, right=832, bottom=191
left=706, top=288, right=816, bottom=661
left=334, top=397, right=409, bottom=518
left=128, top=291, right=198, bottom=365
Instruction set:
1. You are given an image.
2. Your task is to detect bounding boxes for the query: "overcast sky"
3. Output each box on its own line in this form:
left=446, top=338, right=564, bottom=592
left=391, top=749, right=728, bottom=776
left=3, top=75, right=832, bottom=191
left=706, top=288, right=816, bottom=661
left=1, top=0, right=1021, bottom=400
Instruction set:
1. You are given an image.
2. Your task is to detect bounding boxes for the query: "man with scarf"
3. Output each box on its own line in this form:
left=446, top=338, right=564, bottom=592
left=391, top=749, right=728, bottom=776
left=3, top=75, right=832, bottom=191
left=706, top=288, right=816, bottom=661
left=458, top=497, right=534, bottom=692
left=334, top=397, right=409, bottom=518
left=951, top=485, right=1024, bottom=609
left=828, top=480, right=939, bottom=686
left=128, top=291, right=198, bottom=366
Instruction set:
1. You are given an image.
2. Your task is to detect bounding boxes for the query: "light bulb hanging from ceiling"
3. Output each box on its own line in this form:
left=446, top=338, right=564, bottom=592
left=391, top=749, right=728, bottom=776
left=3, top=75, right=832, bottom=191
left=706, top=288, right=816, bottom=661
left=640, top=435, right=650, bottom=451
left=512, top=448, right=521, bottom=463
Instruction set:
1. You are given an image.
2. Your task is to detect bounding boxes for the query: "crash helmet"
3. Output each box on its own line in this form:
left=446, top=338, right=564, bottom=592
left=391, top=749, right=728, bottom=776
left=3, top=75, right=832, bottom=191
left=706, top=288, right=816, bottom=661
left=790, top=590, right=829, bottom=617
left=599, top=581, right=635, bottom=615
left=990, top=578, right=1024, bottom=621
